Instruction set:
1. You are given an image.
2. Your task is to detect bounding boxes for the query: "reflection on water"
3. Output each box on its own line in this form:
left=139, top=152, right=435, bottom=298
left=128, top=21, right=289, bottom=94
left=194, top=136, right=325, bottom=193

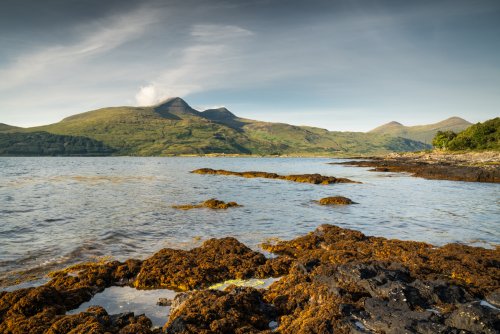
left=0, top=157, right=499, bottom=288
left=68, top=286, right=176, bottom=328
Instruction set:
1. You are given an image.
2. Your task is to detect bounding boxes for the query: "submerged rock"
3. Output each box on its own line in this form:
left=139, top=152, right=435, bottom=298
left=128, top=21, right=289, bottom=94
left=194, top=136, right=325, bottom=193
left=318, top=196, right=355, bottom=205
left=172, top=198, right=240, bottom=210
left=191, top=168, right=360, bottom=185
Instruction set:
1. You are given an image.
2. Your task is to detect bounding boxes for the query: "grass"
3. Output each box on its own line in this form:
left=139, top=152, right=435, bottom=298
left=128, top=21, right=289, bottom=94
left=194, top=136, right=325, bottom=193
left=4, top=100, right=431, bottom=156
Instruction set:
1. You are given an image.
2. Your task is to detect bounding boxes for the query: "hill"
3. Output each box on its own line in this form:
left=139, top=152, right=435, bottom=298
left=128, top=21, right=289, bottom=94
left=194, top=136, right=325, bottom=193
left=369, top=117, right=472, bottom=144
left=0, top=123, right=20, bottom=132
left=0, top=132, right=115, bottom=156
left=432, top=117, right=499, bottom=151
left=5, top=98, right=429, bottom=156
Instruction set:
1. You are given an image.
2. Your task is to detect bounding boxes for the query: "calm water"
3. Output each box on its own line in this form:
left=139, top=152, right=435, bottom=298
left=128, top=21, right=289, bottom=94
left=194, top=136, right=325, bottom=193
left=1, top=157, right=499, bottom=288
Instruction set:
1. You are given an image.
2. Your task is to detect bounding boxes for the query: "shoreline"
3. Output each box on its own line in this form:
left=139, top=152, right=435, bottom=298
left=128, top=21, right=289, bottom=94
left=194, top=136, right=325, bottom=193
left=1, top=224, right=498, bottom=333
left=334, top=151, right=500, bottom=183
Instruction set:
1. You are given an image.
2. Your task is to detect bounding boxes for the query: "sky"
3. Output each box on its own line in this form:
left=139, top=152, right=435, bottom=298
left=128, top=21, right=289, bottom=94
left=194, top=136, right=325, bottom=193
left=0, top=0, right=499, bottom=131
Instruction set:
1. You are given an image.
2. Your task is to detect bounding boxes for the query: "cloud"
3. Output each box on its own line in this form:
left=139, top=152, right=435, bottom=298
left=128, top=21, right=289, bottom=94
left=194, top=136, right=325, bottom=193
left=190, top=24, right=254, bottom=41
left=134, top=24, right=253, bottom=105
left=0, top=7, right=159, bottom=90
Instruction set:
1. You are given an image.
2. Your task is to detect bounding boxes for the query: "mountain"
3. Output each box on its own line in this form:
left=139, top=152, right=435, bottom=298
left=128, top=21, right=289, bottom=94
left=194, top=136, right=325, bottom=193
left=0, top=132, right=115, bottom=156
left=3, top=98, right=429, bottom=156
left=369, top=117, right=472, bottom=144
left=0, top=123, right=20, bottom=132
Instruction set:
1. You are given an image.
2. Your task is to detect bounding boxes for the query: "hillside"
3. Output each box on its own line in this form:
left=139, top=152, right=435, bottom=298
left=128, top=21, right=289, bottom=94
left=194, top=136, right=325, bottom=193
left=369, top=117, right=472, bottom=144
left=0, top=123, right=20, bottom=132
left=6, top=97, right=429, bottom=156
left=433, top=117, right=499, bottom=151
left=0, top=132, right=115, bottom=156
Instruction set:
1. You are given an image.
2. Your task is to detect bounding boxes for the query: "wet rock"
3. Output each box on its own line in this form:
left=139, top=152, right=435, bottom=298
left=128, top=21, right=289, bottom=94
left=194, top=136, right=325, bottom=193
left=2, top=224, right=499, bottom=333
left=485, top=288, right=500, bottom=308
left=169, top=292, right=193, bottom=315
left=191, top=168, right=360, bottom=185
left=164, top=286, right=276, bottom=334
left=263, top=224, right=500, bottom=297
left=0, top=259, right=146, bottom=333
left=335, top=156, right=500, bottom=183
left=318, top=196, right=355, bottom=205
left=446, top=302, right=500, bottom=333
left=134, top=237, right=267, bottom=290
left=172, top=198, right=240, bottom=210
left=157, top=298, right=173, bottom=306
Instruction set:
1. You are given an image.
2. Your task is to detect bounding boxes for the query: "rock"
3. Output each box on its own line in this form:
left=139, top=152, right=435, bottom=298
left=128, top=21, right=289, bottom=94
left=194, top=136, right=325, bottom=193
left=157, top=298, right=173, bottom=306
left=191, top=168, right=360, bottom=185
left=172, top=198, right=241, bottom=210
left=446, top=302, right=500, bottom=333
left=318, top=196, right=355, bottom=205
left=335, top=155, right=500, bottom=183
left=485, top=288, right=500, bottom=308
left=133, top=237, right=267, bottom=290
left=2, top=224, right=499, bottom=333
left=164, top=286, right=276, bottom=333
left=169, top=292, right=192, bottom=314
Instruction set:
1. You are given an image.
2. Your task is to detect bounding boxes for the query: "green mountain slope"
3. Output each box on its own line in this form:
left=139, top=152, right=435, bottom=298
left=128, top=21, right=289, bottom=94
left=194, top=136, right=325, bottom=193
left=0, top=123, right=20, bottom=132
left=433, top=117, right=499, bottom=151
left=369, top=117, right=472, bottom=144
left=0, top=132, right=115, bottom=156
left=9, top=97, right=429, bottom=156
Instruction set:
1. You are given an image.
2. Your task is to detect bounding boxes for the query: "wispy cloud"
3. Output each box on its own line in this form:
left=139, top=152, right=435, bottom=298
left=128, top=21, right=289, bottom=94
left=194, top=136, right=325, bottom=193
left=0, top=7, right=158, bottom=90
left=135, top=24, right=254, bottom=105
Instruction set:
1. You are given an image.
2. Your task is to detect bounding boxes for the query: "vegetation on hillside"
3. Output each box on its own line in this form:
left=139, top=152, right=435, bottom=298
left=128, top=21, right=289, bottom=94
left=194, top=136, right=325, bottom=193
left=0, top=132, right=115, bottom=156
left=370, top=117, right=471, bottom=143
left=4, top=98, right=430, bottom=156
left=432, top=118, right=499, bottom=151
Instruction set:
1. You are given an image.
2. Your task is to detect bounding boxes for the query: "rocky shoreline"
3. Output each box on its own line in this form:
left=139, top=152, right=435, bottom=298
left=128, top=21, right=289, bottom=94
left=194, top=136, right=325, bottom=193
left=1, top=225, right=498, bottom=333
left=335, top=151, right=500, bottom=183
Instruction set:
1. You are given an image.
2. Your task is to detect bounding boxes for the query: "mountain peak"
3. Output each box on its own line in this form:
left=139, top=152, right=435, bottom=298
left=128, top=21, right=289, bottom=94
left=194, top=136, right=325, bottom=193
left=154, top=97, right=199, bottom=119
left=201, top=107, right=236, bottom=120
left=440, top=116, right=470, bottom=124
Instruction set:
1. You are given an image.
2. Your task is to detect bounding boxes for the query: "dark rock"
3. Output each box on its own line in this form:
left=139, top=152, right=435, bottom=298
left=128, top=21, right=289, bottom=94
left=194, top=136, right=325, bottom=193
left=157, top=298, right=172, bottom=306
left=172, top=198, right=241, bottom=210
left=485, top=288, right=500, bottom=308
left=335, top=156, right=500, bottom=183
left=191, top=168, right=360, bottom=184
left=446, top=302, right=500, bottom=333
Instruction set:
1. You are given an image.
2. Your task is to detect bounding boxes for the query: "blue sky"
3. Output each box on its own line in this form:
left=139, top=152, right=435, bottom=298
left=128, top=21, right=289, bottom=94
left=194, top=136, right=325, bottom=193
left=0, top=0, right=499, bottom=131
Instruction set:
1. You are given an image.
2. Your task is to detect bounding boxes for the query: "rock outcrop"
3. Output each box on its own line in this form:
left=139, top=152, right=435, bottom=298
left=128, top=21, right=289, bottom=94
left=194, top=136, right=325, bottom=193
left=191, top=168, right=360, bottom=185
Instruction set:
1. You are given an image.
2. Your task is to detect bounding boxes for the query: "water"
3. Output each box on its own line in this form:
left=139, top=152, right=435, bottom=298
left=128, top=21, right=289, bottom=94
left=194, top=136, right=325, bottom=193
left=1, top=157, right=499, bottom=288
left=68, top=277, right=279, bottom=328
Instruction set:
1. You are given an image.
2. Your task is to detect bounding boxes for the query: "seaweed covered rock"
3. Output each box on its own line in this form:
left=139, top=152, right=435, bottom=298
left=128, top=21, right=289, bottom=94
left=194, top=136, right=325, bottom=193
left=191, top=168, right=359, bottom=185
left=318, top=196, right=354, bottom=205
left=172, top=198, right=240, bottom=210
left=164, top=287, right=276, bottom=334
left=263, top=225, right=499, bottom=296
left=263, top=260, right=500, bottom=333
left=0, top=259, right=144, bottom=334
left=260, top=224, right=500, bottom=333
left=134, top=238, right=267, bottom=291
left=47, top=307, right=156, bottom=334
